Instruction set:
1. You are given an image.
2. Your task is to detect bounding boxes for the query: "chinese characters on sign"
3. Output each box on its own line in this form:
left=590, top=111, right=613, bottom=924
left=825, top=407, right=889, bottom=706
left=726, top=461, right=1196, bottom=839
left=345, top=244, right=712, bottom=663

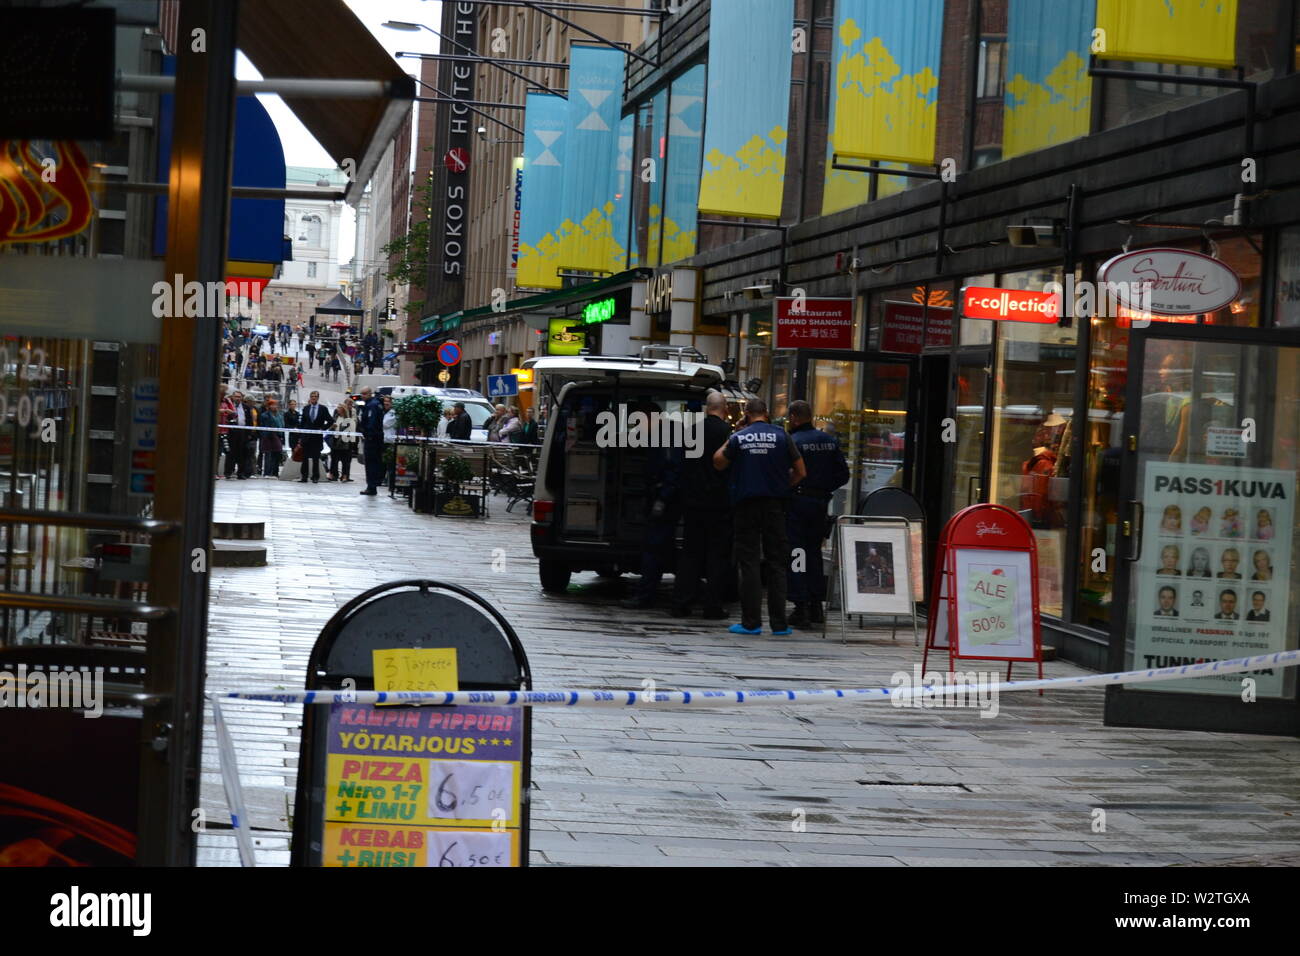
left=774, top=297, right=854, bottom=349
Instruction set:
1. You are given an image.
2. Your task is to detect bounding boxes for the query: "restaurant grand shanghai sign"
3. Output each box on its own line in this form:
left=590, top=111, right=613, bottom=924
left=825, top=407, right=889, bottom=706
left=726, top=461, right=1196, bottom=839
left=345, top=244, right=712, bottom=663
left=1097, top=248, right=1241, bottom=316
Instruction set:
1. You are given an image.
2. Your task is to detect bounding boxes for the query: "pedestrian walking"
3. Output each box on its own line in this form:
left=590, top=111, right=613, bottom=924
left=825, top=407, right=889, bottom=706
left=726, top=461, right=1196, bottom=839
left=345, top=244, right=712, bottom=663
left=487, top=405, right=507, bottom=442
left=499, top=406, right=522, bottom=443
left=329, top=354, right=342, bottom=383
left=622, top=402, right=680, bottom=610
left=258, top=396, right=285, bottom=477
left=295, top=390, right=332, bottom=483
left=305, top=340, right=316, bottom=369
left=670, top=391, right=734, bottom=619
left=356, top=387, right=385, bottom=495
left=519, top=406, right=539, bottom=446
left=783, top=400, right=849, bottom=628
left=712, top=398, right=806, bottom=636
left=327, top=401, right=357, bottom=482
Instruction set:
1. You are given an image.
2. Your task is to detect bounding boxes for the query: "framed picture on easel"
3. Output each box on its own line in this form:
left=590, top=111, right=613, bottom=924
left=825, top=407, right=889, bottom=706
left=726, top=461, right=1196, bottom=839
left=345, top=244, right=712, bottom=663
left=839, top=522, right=913, bottom=616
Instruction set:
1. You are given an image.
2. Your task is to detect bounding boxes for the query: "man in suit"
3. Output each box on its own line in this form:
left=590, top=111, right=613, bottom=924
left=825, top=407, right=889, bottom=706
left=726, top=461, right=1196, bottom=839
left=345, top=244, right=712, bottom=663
left=297, top=390, right=332, bottom=483
left=357, top=386, right=385, bottom=495
left=222, top=390, right=257, bottom=480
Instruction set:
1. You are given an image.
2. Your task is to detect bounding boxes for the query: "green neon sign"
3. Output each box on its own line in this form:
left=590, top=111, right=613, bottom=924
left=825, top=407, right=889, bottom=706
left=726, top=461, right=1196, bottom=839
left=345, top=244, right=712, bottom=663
left=581, top=297, right=617, bottom=325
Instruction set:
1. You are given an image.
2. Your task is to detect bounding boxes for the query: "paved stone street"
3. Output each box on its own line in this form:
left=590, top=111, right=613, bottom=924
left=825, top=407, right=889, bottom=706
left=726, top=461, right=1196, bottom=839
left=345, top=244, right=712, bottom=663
left=198, top=473, right=1300, bottom=867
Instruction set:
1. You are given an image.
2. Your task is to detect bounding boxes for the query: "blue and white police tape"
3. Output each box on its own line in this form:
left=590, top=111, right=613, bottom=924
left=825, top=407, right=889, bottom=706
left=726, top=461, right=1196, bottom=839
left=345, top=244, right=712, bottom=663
left=217, top=422, right=543, bottom=448
left=212, top=647, right=1300, bottom=708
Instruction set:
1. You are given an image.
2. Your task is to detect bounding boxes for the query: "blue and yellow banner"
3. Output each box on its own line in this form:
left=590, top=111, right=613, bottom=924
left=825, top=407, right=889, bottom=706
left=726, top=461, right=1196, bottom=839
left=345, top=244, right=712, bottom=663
left=554, top=45, right=628, bottom=277
left=829, top=0, right=943, bottom=167
left=697, top=0, right=793, bottom=220
left=1096, top=0, right=1238, bottom=69
left=1004, top=0, right=1093, bottom=159
left=662, top=64, right=705, bottom=263
left=517, top=92, right=568, bottom=289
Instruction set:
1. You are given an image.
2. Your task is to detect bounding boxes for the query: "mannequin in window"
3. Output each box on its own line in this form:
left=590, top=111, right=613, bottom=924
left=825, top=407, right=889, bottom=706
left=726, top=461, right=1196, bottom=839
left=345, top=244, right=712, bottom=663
left=1020, top=423, right=1059, bottom=525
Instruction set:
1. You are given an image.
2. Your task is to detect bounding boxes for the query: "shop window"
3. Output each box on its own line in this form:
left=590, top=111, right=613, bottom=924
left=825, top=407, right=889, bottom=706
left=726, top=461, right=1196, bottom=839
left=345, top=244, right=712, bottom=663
left=1274, top=227, right=1300, bottom=327
left=988, top=267, right=1077, bottom=618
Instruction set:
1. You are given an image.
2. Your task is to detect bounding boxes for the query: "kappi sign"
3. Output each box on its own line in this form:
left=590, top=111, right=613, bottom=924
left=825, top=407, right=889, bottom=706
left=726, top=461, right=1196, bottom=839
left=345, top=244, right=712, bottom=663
left=1097, top=248, right=1241, bottom=316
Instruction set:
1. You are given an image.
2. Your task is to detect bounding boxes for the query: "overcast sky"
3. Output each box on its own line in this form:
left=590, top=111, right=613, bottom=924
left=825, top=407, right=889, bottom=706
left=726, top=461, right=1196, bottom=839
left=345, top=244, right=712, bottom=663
left=235, top=0, right=442, bottom=265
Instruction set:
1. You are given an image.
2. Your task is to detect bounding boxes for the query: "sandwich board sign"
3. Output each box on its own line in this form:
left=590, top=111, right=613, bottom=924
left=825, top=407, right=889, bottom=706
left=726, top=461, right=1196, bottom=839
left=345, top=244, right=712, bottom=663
left=922, top=504, right=1043, bottom=684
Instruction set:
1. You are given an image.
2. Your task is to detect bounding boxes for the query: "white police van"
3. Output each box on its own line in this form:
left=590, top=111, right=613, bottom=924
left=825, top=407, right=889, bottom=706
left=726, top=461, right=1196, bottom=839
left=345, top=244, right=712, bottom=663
left=525, top=347, right=728, bottom=593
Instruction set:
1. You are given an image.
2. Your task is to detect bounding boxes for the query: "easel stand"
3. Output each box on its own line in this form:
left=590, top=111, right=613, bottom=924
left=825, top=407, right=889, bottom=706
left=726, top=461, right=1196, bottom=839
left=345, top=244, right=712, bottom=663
left=824, top=514, right=920, bottom=646
left=922, top=504, right=1044, bottom=693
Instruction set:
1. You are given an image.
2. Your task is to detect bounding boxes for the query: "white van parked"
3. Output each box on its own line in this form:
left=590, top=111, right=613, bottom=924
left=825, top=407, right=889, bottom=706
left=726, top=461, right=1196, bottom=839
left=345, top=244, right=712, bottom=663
left=525, top=347, right=727, bottom=593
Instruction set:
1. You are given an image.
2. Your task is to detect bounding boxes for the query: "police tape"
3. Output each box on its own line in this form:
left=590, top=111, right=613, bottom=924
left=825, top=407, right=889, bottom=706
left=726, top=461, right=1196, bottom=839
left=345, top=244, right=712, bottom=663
left=212, top=647, right=1300, bottom=708
left=215, top=423, right=542, bottom=448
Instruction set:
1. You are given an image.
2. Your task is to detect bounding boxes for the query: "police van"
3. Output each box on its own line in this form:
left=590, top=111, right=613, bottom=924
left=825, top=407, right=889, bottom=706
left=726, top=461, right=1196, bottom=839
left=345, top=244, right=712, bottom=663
left=525, top=347, right=736, bottom=593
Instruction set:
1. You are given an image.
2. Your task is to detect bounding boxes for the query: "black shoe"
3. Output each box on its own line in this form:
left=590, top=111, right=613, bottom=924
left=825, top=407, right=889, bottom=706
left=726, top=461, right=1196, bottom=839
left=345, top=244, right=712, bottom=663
left=670, top=606, right=692, bottom=618
left=788, top=604, right=811, bottom=628
left=809, top=600, right=825, bottom=624
left=359, top=489, right=377, bottom=496
left=298, top=478, right=308, bottom=483
left=701, top=607, right=728, bottom=620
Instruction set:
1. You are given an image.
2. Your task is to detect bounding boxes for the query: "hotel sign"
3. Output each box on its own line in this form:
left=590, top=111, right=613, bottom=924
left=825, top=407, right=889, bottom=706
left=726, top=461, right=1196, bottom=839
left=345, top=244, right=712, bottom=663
left=441, top=2, right=477, bottom=279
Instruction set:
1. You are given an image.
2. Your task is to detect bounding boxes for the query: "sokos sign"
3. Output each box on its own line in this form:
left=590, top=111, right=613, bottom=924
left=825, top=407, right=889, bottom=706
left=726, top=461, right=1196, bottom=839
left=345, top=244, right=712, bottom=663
left=1097, top=248, right=1241, bottom=316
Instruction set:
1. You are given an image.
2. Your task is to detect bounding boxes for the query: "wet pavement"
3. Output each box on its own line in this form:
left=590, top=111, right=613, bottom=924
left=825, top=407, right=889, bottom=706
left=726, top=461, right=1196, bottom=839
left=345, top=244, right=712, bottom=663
left=198, top=462, right=1300, bottom=867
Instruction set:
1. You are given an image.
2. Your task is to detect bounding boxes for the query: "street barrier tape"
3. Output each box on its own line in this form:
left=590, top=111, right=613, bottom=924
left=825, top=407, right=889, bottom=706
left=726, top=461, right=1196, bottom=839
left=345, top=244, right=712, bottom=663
left=212, top=647, right=1300, bottom=708
left=215, top=422, right=543, bottom=448
left=209, top=649, right=1300, bottom=865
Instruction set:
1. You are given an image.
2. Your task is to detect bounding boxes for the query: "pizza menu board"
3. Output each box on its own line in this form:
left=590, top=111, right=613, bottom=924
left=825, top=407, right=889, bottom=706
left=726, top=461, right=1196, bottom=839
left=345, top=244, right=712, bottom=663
left=1133, top=462, right=1294, bottom=697
left=321, top=702, right=524, bottom=867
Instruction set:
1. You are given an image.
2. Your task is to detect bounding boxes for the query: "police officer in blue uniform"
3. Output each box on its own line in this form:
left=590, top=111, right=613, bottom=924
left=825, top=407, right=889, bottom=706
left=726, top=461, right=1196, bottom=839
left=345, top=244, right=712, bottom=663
left=784, top=400, right=850, bottom=627
left=713, top=398, right=806, bottom=636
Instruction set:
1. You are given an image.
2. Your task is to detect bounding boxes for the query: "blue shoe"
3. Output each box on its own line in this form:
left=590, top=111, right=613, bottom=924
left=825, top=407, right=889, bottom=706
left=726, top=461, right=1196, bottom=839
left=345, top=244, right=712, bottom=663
left=770, top=627, right=793, bottom=636
left=728, top=624, right=762, bottom=636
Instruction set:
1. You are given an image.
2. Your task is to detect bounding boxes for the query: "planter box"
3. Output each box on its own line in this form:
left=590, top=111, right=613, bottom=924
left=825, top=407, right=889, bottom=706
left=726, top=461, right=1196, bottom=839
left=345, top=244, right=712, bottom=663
left=434, top=487, right=483, bottom=518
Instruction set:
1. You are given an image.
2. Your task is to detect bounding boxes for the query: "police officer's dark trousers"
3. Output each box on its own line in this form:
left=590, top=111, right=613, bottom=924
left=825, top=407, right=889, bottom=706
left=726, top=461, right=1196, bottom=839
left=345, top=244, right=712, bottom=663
left=734, top=497, right=789, bottom=631
left=786, top=493, right=830, bottom=604
left=672, top=506, right=732, bottom=613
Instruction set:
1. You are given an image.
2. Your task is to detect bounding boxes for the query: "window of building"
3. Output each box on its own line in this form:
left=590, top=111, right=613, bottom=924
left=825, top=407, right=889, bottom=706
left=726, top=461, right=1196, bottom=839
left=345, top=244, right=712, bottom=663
left=976, top=37, right=1006, bottom=99
left=307, top=261, right=317, bottom=278
left=301, top=214, right=323, bottom=247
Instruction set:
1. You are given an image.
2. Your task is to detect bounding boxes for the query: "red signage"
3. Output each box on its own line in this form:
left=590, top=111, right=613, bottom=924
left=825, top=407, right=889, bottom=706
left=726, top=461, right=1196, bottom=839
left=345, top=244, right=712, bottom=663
left=961, top=286, right=1061, bottom=323
left=444, top=147, right=470, bottom=174
left=881, top=302, right=953, bottom=354
left=774, top=298, right=854, bottom=349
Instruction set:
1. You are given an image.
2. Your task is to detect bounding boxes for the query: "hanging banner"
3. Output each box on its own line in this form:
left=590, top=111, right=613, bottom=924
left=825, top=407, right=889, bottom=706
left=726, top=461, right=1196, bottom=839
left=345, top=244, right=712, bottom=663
left=507, top=157, right=522, bottom=277
left=553, top=45, right=627, bottom=278
left=697, top=0, right=793, bottom=220
left=1131, top=462, right=1294, bottom=698
left=829, top=0, right=942, bottom=167
left=645, top=88, right=668, bottom=265
left=662, top=64, right=706, bottom=263
left=1004, top=0, right=1093, bottom=159
left=1095, top=0, right=1238, bottom=69
left=517, top=92, right=568, bottom=290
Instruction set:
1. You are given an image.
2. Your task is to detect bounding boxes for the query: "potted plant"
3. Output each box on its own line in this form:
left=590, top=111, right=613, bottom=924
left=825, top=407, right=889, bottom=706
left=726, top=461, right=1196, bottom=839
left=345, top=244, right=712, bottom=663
left=393, top=394, right=443, bottom=436
left=434, top=451, right=481, bottom=518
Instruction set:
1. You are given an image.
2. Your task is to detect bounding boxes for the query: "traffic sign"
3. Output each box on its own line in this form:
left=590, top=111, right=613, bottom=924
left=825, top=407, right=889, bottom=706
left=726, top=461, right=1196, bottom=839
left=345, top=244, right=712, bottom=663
left=487, top=374, right=519, bottom=398
left=437, top=341, right=461, bottom=366
left=437, top=370, right=451, bottom=384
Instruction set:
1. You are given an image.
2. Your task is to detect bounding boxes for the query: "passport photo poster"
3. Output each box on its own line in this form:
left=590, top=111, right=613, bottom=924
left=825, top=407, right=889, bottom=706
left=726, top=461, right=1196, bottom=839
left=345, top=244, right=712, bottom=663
left=1133, top=462, right=1295, bottom=697
left=951, top=549, right=1037, bottom=661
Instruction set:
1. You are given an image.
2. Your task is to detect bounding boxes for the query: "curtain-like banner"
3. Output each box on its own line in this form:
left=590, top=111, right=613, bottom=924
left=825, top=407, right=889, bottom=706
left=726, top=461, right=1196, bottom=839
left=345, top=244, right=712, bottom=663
left=554, top=45, right=627, bottom=276
left=697, top=0, right=793, bottom=220
left=1004, top=0, right=1094, bottom=159
left=1096, top=0, right=1238, bottom=69
left=517, top=92, right=568, bottom=290
left=663, top=64, right=705, bottom=263
left=646, top=88, right=667, bottom=265
left=830, top=0, right=943, bottom=167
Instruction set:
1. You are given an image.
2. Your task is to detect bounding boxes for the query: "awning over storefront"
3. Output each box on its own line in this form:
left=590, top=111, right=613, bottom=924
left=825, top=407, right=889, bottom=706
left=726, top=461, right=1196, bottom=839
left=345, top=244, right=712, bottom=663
left=421, top=269, right=649, bottom=334
left=238, top=0, right=415, bottom=206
